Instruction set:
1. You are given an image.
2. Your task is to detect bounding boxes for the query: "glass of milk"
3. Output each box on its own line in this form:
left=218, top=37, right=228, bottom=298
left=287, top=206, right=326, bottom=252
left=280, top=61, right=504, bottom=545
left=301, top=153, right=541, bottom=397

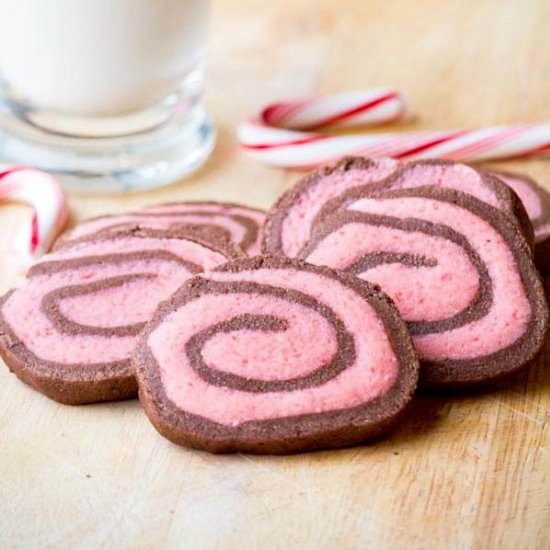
left=0, top=0, right=214, bottom=192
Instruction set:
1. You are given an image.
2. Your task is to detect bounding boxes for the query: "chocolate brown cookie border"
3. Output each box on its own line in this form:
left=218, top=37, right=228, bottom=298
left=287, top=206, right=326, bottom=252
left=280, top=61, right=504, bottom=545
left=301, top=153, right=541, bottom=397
left=134, top=256, right=419, bottom=454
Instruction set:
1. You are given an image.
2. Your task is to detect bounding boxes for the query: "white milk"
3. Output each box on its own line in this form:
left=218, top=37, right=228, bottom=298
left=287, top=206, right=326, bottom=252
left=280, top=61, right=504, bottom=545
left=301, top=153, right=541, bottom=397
left=0, top=0, right=209, bottom=116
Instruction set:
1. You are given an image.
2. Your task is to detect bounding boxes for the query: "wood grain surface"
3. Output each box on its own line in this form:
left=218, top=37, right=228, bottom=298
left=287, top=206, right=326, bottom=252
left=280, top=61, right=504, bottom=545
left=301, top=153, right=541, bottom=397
left=1, top=1, right=550, bottom=549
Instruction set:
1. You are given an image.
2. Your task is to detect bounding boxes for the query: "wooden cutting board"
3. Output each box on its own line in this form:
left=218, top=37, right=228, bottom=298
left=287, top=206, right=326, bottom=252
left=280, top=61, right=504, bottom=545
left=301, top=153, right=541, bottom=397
left=1, top=1, right=549, bottom=548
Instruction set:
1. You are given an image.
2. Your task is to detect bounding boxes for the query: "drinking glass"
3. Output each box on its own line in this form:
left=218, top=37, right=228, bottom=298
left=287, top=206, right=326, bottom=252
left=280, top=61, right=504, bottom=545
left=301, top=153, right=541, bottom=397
left=0, top=0, right=215, bottom=192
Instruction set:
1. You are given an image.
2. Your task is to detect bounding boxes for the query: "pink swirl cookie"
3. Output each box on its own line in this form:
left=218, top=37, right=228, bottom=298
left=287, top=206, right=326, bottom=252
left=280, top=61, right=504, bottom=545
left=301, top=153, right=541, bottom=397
left=300, top=187, right=547, bottom=388
left=134, top=257, right=418, bottom=454
left=262, top=157, right=398, bottom=257
left=315, top=159, right=534, bottom=249
left=0, top=228, right=242, bottom=404
left=55, top=201, right=267, bottom=255
left=490, top=170, right=550, bottom=274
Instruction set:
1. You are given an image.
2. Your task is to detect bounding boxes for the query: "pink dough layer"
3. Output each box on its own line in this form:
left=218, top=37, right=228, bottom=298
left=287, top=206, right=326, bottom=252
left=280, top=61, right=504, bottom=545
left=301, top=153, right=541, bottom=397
left=202, top=297, right=337, bottom=380
left=308, top=196, right=531, bottom=361
left=3, top=258, right=192, bottom=364
left=58, top=271, right=184, bottom=329
left=496, top=174, right=543, bottom=220
left=148, top=268, right=399, bottom=426
left=375, top=163, right=501, bottom=208
left=280, top=158, right=397, bottom=256
left=306, top=223, right=479, bottom=322
left=51, top=236, right=229, bottom=271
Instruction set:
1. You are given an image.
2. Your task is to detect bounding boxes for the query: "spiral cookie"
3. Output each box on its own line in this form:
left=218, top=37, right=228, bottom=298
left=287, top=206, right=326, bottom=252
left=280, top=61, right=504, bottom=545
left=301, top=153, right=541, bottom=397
left=315, top=160, right=534, bottom=249
left=262, top=157, right=398, bottom=257
left=134, top=257, right=418, bottom=454
left=0, top=228, right=242, bottom=405
left=300, top=187, right=548, bottom=388
left=55, top=201, right=266, bottom=255
left=490, top=169, right=550, bottom=274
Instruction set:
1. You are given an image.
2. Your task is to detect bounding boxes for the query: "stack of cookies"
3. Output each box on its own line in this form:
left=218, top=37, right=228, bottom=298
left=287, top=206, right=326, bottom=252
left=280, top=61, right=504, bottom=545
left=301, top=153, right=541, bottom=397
left=1, top=160, right=548, bottom=454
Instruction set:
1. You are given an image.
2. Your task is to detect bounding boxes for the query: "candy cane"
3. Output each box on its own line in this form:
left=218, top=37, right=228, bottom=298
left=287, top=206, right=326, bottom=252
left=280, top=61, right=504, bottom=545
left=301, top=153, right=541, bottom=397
left=239, top=91, right=550, bottom=168
left=0, top=166, right=68, bottom=266
left=259, top=89, right=407, bottom=130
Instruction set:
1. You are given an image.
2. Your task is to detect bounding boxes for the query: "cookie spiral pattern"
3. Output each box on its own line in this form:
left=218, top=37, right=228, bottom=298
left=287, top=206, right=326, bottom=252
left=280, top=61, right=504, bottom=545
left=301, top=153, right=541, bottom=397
left=0, top=228, right=241, bottom=404
left=301, top=187, right=547, bottom=387
left=55, top=201, right=266, bottom=255
left=314, top=159, right=534, bottom=249
left=262, top=157, right=398, bottom=257
left=135, top=257, right=419, bottom=454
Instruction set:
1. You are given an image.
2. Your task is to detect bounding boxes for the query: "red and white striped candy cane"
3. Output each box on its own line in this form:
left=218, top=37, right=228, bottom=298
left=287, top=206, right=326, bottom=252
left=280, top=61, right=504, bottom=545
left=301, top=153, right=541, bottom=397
left=239, top=90, right=550, bottom=168
left=259, top=89, right=407, bottom=130
left=0, top=166, right=68, bottom=266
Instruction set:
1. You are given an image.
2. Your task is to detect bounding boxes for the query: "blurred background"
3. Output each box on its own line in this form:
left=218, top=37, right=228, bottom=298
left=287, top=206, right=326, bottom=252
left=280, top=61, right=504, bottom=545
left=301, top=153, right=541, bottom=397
left=206, top=0, right=549, bottom=205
